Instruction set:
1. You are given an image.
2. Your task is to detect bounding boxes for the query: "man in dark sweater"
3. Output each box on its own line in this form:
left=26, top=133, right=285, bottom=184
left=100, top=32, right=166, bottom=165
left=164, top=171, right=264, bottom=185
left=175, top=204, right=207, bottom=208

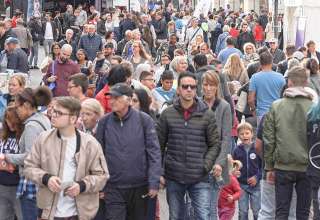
left=237, top=23, right=255, bottom=52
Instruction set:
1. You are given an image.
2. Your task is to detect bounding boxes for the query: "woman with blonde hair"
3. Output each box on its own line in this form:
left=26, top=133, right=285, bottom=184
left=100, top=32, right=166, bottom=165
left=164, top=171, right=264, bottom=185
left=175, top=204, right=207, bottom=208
left=0, top=74, right=26, bottom=121
left=243, top=42, right=259, bottom=67
left=80, top=98, right=104, bottom=135
left=201, top=70, right=232, bottom=219
left=223, top=54, right=249, bottom=86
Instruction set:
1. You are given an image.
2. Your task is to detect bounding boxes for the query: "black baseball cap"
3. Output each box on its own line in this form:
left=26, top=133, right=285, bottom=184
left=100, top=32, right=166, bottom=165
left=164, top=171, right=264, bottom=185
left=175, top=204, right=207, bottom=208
left=105, top=83, right=133, bottom=97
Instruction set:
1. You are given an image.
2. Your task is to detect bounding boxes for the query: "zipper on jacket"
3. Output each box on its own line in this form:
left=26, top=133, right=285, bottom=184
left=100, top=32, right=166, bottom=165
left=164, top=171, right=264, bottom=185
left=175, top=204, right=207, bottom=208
left=120, top=119, right=123, bottom=127
left=48, top=140, right=64, bottom=219
left=246, top=149, right=249, bottom=182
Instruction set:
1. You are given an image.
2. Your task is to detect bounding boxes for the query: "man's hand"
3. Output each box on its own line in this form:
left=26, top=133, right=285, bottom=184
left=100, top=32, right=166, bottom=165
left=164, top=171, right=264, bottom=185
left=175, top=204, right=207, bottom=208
left=48, top=176, right=62, bottom=193
left=266, top=171, right=275, bottom=185
left=148, top=189, right=158, bottom=198
left=212, top=164, right=222, bottom=177
left=160, top=176, right=166, bottom=189
left=47, top=76, right=57, bottom=83
left=227, top=194, right=233, bottom=203
left=99, top=192, right=105, bottom=199
left=65, top=183, right=80, bottom=198
left=247, top=176, right=257, bottom=187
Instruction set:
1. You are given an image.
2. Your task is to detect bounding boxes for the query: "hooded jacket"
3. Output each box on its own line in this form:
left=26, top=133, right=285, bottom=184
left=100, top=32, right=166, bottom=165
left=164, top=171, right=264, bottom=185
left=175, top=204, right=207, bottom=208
left=157, top=97, right=221, bottom=184
left=263, top=87, right=313, bottom=172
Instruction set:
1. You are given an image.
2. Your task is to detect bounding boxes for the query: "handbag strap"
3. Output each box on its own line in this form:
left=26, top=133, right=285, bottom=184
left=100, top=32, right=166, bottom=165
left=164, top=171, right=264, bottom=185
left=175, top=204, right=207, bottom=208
left=51, top=60, right=56, bottom=76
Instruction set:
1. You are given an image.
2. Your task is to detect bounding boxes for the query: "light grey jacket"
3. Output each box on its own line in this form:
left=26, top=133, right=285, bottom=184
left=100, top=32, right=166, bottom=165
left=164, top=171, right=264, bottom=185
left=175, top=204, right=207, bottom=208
left=211, top=99, right=232, bottom=184
left=6, top=112, right=51, bottom=175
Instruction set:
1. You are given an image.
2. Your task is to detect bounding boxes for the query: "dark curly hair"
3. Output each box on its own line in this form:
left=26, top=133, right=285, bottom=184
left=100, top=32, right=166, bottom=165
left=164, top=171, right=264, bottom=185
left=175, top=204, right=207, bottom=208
left=15, top=86, right=52, bottom=108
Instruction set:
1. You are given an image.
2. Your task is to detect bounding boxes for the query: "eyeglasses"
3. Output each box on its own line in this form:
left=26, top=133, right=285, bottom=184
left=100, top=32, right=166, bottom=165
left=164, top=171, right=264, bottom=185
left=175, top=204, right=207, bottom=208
left=142, top=78, right=155, bottom=82
left=51, top=108, right=72, bottom=117
left=67, top=85, right=77, bottom=89
left=53, top=47, right=60, bottom=50
left=181, top=84, right=197, bottom=90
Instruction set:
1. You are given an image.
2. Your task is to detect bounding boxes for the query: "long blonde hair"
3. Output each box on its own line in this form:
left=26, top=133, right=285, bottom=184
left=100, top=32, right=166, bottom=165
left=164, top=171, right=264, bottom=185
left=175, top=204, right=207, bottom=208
left=223, top=54, right=246, bottom=81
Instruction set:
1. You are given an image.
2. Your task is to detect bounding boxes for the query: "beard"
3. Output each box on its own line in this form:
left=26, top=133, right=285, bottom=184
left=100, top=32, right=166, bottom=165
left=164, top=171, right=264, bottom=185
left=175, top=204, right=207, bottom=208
left=60, top=57, right=68, bottom=63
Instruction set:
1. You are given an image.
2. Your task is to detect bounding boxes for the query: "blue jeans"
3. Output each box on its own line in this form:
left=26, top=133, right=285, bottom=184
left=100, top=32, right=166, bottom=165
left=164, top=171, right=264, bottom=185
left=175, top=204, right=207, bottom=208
left=209, top=176, right=223, bottom=220
left=238, top=183, right=261, bottom=220
left=166, top=179, right=211, bottom=220
left=20, top=195, right=37, bottom=220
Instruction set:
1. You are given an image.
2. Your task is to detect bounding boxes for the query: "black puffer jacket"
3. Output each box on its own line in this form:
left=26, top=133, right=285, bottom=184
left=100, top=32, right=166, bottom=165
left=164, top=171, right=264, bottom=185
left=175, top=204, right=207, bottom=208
left=157, top=97, right=221, bottom=184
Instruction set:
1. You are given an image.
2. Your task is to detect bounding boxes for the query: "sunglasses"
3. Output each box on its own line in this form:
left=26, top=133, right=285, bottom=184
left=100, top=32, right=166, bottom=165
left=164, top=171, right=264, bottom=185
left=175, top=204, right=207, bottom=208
left=181, top=84, right=197, bottom=90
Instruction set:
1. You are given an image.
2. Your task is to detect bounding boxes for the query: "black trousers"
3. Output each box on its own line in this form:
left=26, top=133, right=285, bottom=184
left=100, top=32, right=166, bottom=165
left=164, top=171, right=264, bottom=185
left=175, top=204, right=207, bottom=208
left=309, top=175, right=320, bottom=220
left=104, top=185, right=150, bottom=220
left=275, top=169, right=312, bottom=220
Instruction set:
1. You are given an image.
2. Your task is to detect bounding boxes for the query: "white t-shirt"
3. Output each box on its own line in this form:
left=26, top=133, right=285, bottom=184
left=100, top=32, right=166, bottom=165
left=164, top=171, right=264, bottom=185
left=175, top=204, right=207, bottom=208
left=44, top=22, right=54, bottom=40
left=55, top=135, right=78, bottom=218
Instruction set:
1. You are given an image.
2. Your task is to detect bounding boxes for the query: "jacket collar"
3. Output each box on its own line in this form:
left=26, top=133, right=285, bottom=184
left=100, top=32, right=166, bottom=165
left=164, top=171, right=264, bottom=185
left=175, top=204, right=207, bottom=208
left=111, top=106, right=134, bottom=122
left=57, top=128, right=81, bottom=153
left=283, top=87, right=313, bottom=100
left=173, top=96, right=208, bottom=115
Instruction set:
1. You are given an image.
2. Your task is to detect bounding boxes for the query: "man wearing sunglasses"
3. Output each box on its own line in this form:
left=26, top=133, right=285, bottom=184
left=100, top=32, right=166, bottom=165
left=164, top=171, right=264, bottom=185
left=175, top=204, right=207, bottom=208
left=24, top=96, right=109, bottom=220
left=157, top=72, right=221, bottom=220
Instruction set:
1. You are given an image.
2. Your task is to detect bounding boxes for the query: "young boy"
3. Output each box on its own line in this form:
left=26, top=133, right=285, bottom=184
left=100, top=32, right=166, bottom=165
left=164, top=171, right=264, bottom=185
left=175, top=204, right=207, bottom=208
left=152, top=70, right=176, bottom=108
left=232, top=122, right=261, bottom=220
left=218, top=155, right=242, bottom=220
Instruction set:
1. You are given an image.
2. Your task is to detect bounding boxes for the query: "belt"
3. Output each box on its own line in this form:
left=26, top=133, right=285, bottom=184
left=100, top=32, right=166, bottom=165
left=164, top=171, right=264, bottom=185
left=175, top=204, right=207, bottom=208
left=53, top=216, right=78, bottom=220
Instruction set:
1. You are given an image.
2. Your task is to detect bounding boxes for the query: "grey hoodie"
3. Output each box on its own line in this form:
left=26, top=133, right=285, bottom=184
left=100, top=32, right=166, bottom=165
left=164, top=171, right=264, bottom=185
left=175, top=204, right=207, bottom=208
left=6, top=112, right=51, bottom=175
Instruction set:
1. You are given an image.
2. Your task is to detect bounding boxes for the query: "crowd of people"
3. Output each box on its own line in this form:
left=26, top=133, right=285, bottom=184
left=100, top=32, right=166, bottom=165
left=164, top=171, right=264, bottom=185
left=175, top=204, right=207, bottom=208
left=0, top=1, right=320, bottom=220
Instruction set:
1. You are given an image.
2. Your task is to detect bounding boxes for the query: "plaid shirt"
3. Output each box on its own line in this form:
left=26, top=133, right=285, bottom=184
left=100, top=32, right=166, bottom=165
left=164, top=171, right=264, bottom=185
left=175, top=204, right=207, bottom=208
left=16, top=176, right=37, bottom=200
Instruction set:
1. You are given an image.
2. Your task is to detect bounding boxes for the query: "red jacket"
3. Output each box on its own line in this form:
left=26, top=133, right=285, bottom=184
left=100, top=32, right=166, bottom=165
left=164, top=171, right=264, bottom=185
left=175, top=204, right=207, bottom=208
left=229, top=28, right=239, bottom=39
left=218, top=175, right=241, bottom=209
left=254, top=25, right=264, bottom=42
left=95, top=84, right=112, bottom=113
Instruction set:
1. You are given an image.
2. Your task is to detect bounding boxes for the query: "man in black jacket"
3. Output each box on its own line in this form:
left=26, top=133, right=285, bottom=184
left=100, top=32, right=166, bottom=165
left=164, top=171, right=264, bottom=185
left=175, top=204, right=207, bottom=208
left=157, top=72, right=221, bottom=220
left=42, top=12, right=57, bottom=56
left=59, top=29, right=77, bottom=61
left=152, top=12, right=168, bottom=46
left=5, top=37, right=29, bottom=73
left=28, top=16, right=43, bottom=69
left=237, top=23, right=255, bottom=52
left=307, top=40, right=320, bottom=64
left=119, top=13, right=136, bottom=39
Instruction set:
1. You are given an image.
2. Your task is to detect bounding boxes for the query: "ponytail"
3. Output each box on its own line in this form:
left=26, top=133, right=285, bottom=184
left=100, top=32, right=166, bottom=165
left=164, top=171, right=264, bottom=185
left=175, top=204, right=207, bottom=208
left=16, top=86, right=52, bottom=108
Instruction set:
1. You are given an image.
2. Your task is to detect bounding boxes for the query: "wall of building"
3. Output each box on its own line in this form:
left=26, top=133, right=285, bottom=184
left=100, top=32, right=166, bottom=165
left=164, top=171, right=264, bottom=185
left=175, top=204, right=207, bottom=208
left=283, top=0, right=320, bottom=48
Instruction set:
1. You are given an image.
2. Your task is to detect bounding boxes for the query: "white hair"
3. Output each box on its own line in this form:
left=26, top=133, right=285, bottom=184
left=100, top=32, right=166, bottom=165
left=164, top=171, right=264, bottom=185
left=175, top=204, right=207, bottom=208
left=66, top=29, right=74, bottom=35
left=61, top=44, right=73, bottom=53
